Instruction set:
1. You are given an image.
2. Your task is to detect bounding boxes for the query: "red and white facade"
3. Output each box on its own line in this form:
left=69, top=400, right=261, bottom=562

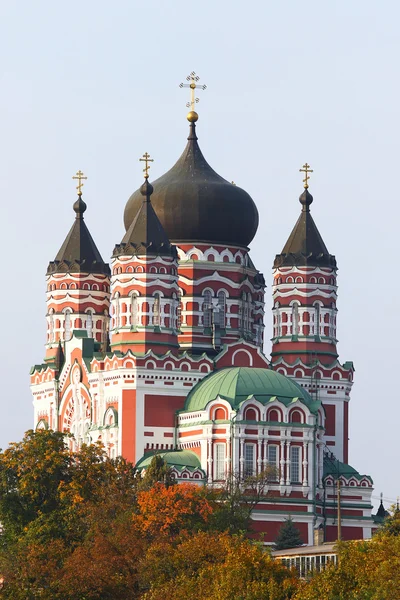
left=31, top=116, right=375, bottom=545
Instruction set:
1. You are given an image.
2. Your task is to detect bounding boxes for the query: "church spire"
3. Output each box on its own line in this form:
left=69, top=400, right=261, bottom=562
left=44, top=173, right=110, bottom=361
left=274, top=167, right=336, bottom=269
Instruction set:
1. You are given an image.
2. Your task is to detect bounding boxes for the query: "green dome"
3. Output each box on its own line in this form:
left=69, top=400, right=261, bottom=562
left=135, top=450, right=201, bottom=471
left=184, top=367, right=319, bottom=414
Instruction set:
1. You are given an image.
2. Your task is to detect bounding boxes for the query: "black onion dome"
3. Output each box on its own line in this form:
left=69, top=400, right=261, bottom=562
left=274, top=188, right=337, bottom=269
left=47, top=194, right=110, bottom=275
left=123, top=122, right=259, bottom=248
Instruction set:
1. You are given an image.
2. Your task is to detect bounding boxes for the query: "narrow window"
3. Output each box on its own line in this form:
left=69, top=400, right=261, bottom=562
left=86, top=311, right=93, bottom=338
left=49, top=310, right=54, bottom=343
left=268, top=445, right=278, bottom=481
left=114, top=294, right=120, bottom=330
left=203, top=290, right=212, bottom=328
left=215, top=443, right=225, bottom=480
left=64, top=309, right=72, bottom=341
left=177, top=290, right=183, bottom=330
left=314, top=304, right=320, bottom=337
left=292, top=303, right=299, bottom=336
left=153, top=293, right=161, bottom=327
left=290, top=446, right=301, bottom=483
left=131, top=294, right=138, bottom=327
left=217, top=291, right=226, bottom=327
left=244, top=443, right=255, bottom=477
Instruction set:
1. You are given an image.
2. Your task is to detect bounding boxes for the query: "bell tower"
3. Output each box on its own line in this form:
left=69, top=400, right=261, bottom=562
left=271, top=166, right=354, bottom=463
left=45, top=172, right=110, bottom=363
left=110, top=158, right=180, bottom=355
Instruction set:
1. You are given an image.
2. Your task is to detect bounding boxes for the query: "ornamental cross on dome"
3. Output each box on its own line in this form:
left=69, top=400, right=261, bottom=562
left=179, top=71, right=207, bottom=111
left=139, top=152, right=154, bottom=179
left=299, top=163, right=313, bottom=189
left=72, top=170, right=87, bottom=195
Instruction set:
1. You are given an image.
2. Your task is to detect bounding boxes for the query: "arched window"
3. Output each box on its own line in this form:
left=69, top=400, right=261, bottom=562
left=217, top=291, right=226, bottom=328
left=256, top=318, right=263, bottom=345
left=292, top=303, right=299, bottom=336
left=86, top=310, right=93, bottom=338
left=131, top=293, right=138, bottom=327
left=203, top=290, right=212, bottom=328
left=65, top=309, right=72, bottom=341
left=153, top=293, right=161, bottom=327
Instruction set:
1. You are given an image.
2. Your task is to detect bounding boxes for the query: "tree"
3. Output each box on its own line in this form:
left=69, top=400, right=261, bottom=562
left=274, top=516, right=303, bottom=550
left=138, top=454, right=175, bottom=491
left=140, top=531, right=300, bottom=600
left=294, top=530, right=400, bottom=599
left=209, top=466, right=276, bottom=535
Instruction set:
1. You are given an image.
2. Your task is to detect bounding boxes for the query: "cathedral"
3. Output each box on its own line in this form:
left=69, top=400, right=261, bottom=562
left=30, top=74, right=375, bottom=545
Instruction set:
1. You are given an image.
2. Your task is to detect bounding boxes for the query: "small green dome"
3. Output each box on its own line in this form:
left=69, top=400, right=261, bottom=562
left=184, top=367, right=318, bottom=413
left=135, top=450, right=201, bottom=471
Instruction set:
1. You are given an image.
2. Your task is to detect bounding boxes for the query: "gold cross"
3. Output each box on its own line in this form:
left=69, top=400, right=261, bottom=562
left=139, top=152, right=154, bottom=179
left=179, top=71, right=207, bottom=111
left=299, top=163, right=313, bottom=189
left=72, top=170, right=87, bottom=195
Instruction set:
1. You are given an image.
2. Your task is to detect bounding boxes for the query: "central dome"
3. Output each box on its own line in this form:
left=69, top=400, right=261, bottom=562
left=124, top=122, right=259, bottom=248
left=184, top=367, right=318, bottom=413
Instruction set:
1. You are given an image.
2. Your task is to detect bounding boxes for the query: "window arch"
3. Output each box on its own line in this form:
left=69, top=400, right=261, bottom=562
left=217, top=291, right=226, bottom=328
left=203, top=290, right=212, bottom=328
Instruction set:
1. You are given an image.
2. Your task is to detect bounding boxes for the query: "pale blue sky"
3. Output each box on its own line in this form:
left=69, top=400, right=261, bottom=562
left=0, top=0, right=398, bottom=510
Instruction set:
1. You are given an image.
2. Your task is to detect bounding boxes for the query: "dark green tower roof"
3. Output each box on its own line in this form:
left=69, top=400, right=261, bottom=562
left=274, top=188, right=336, bottom=269
left=47, top=194, right=110, bottom=275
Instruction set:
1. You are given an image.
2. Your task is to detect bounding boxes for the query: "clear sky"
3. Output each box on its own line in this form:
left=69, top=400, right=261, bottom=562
left=0, top=0, right=397, bottom=510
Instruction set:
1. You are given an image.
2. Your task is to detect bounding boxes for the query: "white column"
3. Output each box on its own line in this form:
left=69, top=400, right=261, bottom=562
left=207, top=439, right=213, bottom=483
left=280, top=439, right=285, bottom=485
left=285, top=440, right=291, bottom=485
left=257, top=437, right=262, bottom=475
left=302, top=441, right=309, bottom=487
left=239, top=438, right=244, bottom=479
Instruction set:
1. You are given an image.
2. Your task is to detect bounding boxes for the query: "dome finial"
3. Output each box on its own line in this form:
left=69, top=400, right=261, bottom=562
left=72, top=170, right=87, bottom=195
left=179, top=71, right=207, bottom=123
left=299, top=163, right=314, bottom=212
left=72, top=170, right=87, bottom=218
left=139, top=152, right=154, bottom=200
left=139, top=152, right=154, bottom=180
left=299, top=162, right=313, bottom=189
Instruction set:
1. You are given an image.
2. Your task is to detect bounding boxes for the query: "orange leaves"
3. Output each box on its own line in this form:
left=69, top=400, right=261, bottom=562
left=136, top=482, right=214, bottom=538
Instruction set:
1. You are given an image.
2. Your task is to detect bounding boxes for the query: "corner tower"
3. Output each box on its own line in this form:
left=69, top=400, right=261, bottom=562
left=45, top=173, right=111, bottom=362
left=110, top=160, right=179, bottom=355
left=271, top=166, right=353, bottom=463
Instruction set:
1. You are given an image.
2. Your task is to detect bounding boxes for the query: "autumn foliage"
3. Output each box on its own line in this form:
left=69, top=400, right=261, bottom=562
left=0, top=430, right=399, bottom=599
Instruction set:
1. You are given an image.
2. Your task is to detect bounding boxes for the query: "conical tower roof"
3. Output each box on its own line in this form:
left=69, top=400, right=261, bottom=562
left=113, top=178, right=177, bottom=258
left=123, top=117, right=259, bottom=248
left=47, top=194, right=110, bottom=275
left=274, top=187, right=336, bottom=268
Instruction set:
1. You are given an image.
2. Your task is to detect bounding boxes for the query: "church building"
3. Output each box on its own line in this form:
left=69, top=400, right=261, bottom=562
left=30, top=74, right=375, bottom=545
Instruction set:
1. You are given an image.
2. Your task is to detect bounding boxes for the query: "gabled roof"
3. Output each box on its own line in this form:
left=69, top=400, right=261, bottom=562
left=274, top=188, right=336, bottom=268
left=135, top=450, right=201, bottom=471
left=47, top=195, right=110, bottom=275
